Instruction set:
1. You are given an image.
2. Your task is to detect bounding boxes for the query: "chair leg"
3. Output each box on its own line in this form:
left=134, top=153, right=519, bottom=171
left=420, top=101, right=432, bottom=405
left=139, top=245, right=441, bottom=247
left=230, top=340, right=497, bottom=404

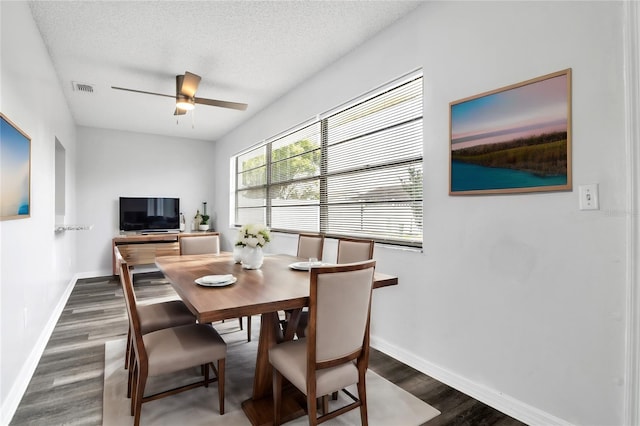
left=204, top=363, right=210, bottom=388
left=273, top=369, right=283, bottom=426
left=218, top=358, right=225, bottom=415
left=307, top=389, right=318, bottom=426
left=357, top=377, right=368, bottom=426
left=238, top=317, right=243, bottom=330
left=321, top=395, right=329, bottom=415
left=247, top=316, right=252, bottom=342
left=133, top=368, right=147, bottom=426
left=130, top=362, right=138, bottom=416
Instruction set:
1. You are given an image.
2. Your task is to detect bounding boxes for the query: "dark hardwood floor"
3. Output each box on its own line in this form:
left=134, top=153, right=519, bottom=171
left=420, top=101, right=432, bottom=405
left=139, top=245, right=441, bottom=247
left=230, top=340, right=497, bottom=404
left=9, top=272, right=526, bottom=426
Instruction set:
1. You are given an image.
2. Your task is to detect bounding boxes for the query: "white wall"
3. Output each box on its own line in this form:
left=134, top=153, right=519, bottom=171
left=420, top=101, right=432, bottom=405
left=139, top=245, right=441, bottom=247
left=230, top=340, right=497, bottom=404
left=623, top=2, right=640, bottom=424
left=75, top=126, right=216, bottom=276
left=0, top=2, right=78, bottom=422
left=213, top=2, right=632, bottom=425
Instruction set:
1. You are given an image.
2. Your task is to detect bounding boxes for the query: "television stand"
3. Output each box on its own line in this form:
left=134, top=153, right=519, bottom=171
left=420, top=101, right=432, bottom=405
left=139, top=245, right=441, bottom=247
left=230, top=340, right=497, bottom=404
left=112, top=231, right=219, bottom=275
left=141, top=229, right=180, bottom=234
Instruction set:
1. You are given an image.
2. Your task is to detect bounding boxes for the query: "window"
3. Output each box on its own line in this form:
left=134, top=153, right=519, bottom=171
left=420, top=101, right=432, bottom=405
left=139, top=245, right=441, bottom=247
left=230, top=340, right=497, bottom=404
left=234, top=71, right=423, bottom=247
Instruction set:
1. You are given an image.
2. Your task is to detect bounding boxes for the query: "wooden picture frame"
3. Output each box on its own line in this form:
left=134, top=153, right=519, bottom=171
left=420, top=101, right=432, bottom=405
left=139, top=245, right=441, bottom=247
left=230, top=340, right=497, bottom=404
left=449, top=69, right=572, bottom=195
left=1, top=113, right=31, bottom=220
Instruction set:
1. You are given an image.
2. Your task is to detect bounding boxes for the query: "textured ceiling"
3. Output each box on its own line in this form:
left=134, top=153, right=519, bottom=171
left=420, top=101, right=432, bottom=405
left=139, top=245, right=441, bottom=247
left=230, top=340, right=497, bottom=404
left=28, top=1, right=423, bottom=141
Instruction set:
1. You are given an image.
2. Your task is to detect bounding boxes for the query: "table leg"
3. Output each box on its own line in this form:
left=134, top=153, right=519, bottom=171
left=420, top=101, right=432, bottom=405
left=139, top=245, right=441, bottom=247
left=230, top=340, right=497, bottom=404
left=252, top=311, right=281, bottom=398
left=283, top=309, right=302, bottom=341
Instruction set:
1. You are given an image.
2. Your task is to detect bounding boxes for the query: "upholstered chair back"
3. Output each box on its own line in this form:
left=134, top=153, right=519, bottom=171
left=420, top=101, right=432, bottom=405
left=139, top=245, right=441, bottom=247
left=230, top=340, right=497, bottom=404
left=297, top=233, right=324, bottom=260
left=336, top=238, right=374, bottom=264
left=179, top=235, right=220, bottom=255
left=311, top=261, right=375, bottom=363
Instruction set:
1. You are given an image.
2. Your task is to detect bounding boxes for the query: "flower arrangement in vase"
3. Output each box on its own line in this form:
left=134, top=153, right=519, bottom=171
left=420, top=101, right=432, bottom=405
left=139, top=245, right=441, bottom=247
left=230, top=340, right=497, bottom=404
left=235, top=223, right=271, bottom=269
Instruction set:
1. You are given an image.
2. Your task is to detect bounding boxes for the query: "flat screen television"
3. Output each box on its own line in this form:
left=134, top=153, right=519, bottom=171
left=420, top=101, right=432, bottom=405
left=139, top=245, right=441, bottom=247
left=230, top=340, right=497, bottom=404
left=119, top=197, right=180, bottom=232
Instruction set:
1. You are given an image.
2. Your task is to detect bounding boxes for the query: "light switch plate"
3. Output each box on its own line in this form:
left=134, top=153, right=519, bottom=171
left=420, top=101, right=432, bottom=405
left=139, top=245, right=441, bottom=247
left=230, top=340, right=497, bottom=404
left=579, top=184, right=599, bottom=210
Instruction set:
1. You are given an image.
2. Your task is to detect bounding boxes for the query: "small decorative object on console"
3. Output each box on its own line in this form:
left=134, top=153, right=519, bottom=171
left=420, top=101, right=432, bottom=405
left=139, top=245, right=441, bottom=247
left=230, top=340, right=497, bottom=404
left=200, top=202, right=210, bottom=231
left=193, top=210, right=202, bottom=228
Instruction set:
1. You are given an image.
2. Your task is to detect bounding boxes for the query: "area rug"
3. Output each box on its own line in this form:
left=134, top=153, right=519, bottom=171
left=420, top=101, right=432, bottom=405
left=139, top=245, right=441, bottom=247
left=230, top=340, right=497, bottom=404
left=103, top=320, right=440, bottom=425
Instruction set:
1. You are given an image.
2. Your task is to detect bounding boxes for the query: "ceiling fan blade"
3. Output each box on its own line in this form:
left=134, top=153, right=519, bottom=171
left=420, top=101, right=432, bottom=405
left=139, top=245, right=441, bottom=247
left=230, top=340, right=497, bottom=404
left=176, top=75, right=184, bottom=96
left=114, top=73, right=246, bottom=114
left=194, top=97, right=248, bottom=111
left=111, top=86, right=175, bottom=99
left=180, top=72, right=201, bottom=98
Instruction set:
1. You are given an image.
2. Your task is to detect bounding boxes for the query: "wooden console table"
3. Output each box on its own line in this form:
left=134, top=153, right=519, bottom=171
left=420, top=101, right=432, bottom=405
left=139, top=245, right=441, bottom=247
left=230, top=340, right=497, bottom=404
left=111, top=232, right=219, bottom=275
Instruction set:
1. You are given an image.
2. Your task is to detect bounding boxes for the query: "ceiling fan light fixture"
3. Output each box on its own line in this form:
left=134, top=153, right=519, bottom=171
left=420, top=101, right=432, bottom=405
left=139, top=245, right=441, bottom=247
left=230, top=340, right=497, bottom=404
left=176, top=95, right=195, bottom=111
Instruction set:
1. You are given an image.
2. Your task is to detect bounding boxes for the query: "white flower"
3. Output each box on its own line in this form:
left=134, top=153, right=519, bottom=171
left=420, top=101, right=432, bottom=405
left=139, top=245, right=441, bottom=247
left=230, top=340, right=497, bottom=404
left=235, top=223, right=271, bottom=248
left=247, top=223, right=260, bottom=236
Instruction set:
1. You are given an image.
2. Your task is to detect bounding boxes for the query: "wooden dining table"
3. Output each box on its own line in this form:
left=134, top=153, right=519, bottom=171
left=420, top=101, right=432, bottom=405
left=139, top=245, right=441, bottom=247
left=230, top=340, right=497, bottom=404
left=155, top=251, right=398, bottom=425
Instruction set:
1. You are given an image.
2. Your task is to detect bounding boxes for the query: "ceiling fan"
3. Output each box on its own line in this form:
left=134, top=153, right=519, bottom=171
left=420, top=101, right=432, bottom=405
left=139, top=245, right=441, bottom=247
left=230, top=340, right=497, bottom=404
left=111, top=71, right=248, bottom=115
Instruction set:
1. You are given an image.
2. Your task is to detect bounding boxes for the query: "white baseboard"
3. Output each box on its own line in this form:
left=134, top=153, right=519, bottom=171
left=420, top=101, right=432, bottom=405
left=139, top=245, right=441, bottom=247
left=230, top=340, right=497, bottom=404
left=75, top=269, right=113, bottom=279
left=370, top=335, right=573, bottom=426
left=1, top=275, right=78, bottom=425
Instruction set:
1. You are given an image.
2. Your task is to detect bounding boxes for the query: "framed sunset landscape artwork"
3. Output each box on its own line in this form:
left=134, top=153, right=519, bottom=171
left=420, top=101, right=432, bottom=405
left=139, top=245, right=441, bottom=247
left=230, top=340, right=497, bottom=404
left=449, top=69, right=572, bottom=195
left=1, top=113, right=31, bottom=220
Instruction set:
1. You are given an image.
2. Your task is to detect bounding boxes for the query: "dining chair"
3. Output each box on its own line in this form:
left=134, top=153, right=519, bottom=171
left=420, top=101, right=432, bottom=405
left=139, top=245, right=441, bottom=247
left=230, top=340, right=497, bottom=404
left=297, top=233, right=325, bottom=261
left=336, top=238, right=374, bottom=264
left=269, top=260, right=376, bottom=426
left=114, top=247, right=196, bottom=378
left=282, top=234, right=325, bottom=338
left=178, top=234, right=252, bottom=342
left=119, top=258, right=227, bottom=426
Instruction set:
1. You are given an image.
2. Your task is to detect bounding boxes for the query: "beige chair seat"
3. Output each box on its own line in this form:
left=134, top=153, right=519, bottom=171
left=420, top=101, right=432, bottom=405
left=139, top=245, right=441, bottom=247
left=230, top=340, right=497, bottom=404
left=138, top=301, right=195, bottom=334
left=269, top=338, right=358, bottom=397
left=145, top=323, right=227, bottom=376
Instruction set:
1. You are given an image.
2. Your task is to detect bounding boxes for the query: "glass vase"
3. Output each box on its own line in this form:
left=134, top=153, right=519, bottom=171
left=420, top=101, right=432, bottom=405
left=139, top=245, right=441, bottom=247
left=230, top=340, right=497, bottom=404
left=242, top=246, right=264, bottom=269
left=233, top=245, right=243, bottom=263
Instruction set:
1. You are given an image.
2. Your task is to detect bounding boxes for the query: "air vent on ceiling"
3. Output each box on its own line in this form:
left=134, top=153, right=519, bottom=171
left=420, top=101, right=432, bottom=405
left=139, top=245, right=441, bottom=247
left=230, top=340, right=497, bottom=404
left=72, top=82, right=94, bottom=93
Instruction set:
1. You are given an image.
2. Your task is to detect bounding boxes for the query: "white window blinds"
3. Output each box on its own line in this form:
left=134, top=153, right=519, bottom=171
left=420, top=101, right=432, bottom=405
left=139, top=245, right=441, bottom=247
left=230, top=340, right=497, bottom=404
left=234, top=71, right=423, bottom=247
